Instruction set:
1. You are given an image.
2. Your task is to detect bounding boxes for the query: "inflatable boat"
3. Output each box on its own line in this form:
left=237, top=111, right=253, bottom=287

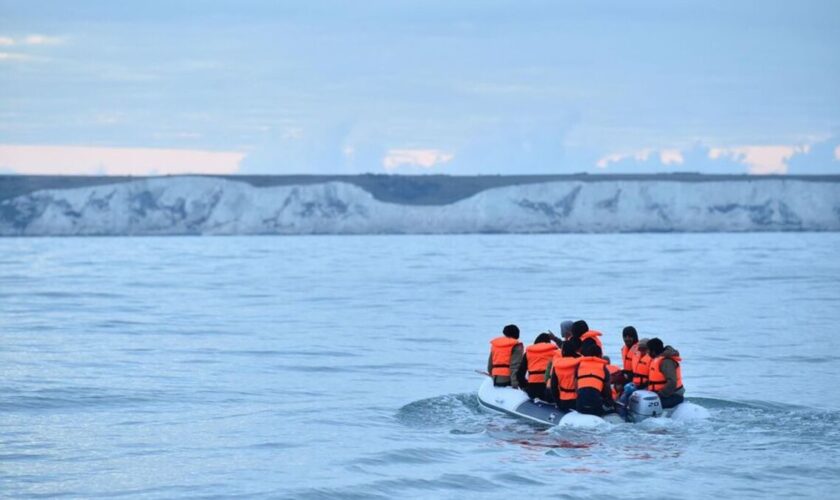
left=477, top=377, right=676, bottom=425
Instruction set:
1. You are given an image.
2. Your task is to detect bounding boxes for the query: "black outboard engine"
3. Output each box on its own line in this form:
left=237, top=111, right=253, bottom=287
left=627, top=390, right=663, bottom=422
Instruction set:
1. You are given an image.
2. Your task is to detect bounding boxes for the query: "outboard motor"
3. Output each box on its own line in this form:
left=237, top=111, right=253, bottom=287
left=627, top=390, right=663, bottom=422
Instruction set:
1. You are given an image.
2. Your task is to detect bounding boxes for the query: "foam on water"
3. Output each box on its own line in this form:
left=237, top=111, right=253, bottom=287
left=557, top=412, right=610, bottom=429
left=670, top=402, right=711, bottom=421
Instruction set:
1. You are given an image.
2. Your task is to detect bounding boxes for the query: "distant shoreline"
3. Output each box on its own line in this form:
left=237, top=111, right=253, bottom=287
left=3, top=173, right=840, bottom=206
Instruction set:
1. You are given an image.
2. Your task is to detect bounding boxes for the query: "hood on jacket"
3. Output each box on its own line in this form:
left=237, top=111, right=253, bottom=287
left=662, top=346, right=680, bottom=358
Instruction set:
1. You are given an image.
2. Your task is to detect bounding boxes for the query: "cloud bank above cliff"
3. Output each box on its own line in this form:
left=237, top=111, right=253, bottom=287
left=1, top=1, right=838, bottom=175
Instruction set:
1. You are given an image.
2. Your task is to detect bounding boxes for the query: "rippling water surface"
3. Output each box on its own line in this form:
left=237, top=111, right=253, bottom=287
left=2, top=234, right=840, bottom=498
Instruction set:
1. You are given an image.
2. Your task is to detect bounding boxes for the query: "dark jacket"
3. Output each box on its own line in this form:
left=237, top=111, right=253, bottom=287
left=657, top=346, right=685, bottom=398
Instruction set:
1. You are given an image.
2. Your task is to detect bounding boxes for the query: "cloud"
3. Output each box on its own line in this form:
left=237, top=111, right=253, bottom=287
left=0, top=52, right=35, bottom=62
left=596, top=148, right=685, bottom=169
left=0, top=145, right=245, bottom=175
left=23, top=34, right=64, bottom=45
left=786, top=137, right=840, bottom=174
left=0, top=34, right=64, bottom=46
left=238, top=122, right=362, bottom=175
left=448, top=117, right=578, bottom=174
left=709, top=145, right=809, bottom=174
left=382, top=148, right=454, bottom=171
left=594, top=141, right=839, bottom=175
left=659, top=149, right=684, bottom=165
left=594, top=143, right=745, bottom=174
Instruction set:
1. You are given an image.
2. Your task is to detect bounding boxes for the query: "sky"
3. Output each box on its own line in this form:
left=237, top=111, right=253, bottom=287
left=1, top=0, right=839, bottom=176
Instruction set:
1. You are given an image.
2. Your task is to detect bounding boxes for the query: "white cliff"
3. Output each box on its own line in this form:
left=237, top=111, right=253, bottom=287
left=1, top=176, right=838, bottom=235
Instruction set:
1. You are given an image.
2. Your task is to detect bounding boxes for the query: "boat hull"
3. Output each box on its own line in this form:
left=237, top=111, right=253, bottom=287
left=476, top=378, right=566, bottom=426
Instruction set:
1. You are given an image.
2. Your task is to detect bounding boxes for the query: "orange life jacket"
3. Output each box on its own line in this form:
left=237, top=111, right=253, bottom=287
left=576, top=356, right=608, bottom=393
left=648, top=355, right=684, bottom=393
left=607, top=364, right=622, bottom=400
left=525, top=342, right=558, bottom=384
left=489, top=336, right=522, bottom=377
left=579, top=330, right=603, bottom=348
left=632, top=353, right=651, bottom=386
left=551, top=353, right=581, bottom=401
left=622, top=343, right=639, bottom=372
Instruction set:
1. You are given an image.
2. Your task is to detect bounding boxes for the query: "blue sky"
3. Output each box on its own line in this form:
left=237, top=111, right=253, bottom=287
left=1, top=0, right=838, bottom=175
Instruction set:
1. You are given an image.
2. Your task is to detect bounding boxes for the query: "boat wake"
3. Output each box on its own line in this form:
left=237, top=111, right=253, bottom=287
left=397, top=391, right=840, bottom=440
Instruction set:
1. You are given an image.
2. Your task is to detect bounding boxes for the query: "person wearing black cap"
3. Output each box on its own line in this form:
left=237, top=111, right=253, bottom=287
left=571, top=320, right=589, bottom=340
left=487, top=324, right=525, bottom=389
left=621, top=326, right=640, bottom=379
left=522, top=333, right=558, bottom=400
left=574, top=341, right=613, bottom=416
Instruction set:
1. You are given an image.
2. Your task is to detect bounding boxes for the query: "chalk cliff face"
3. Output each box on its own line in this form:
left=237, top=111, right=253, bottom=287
left=1, top=176, right=839, bottom=235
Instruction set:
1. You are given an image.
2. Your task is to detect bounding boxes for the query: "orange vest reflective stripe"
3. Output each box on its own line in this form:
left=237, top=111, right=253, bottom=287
left=579, top=330, right=603, bottom=348
left=551, top=354, right=581, bottom=401
left=576, top=356, right=608, bottom=392
left=622, top=343, right=639, bottom=372
left=525, top=343, right=558, bottom=383
left=632, top=353, right=651, bottom=386
left=648, top=355, right=683, bottom=393
left=489, top=336, right=522, bottom=377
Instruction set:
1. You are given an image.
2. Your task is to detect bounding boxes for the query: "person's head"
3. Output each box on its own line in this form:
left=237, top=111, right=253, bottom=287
left=560, top=320, right=574, bottom=340
left=562, top=337, right=581, bottom=357
left=571, top=320, right=589, bottom=339
left=611, top=370, right=627, bottom=386
left=534, top=332, right=552, bottom=344
left=622, top=326, right=638, bottom=347
left=602, top=355, right=611, bottom=364
left=638, top=338, right=649, bottom=353
left=581, top=340, right=602, bottom=357
left=647, top=337, right=664, bottom=357
left=502, top=324, right=520, bottom=340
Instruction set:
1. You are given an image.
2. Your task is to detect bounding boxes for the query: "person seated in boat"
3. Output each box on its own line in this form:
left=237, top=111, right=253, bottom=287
left=616, top=338, right=650, bottom=411
left=539, top=321, right=574, bottom=387
left=570, top=320, right=603, bottom=350
left=603, top=356, right=625, bottom=401
left=522, top=333, right=559, bottom=401
left=632, top=338, right=651, bottom=388
left=559, top=320, right=574, bottom=342
left=547, top=337, right=581, bottom=410
left=580, top=329, right=603, bottom=348
left=620, top=326, right=640, bottom=379
left=645, top=337, right=685, bottom=408
left=571, top=320, right=589, bottom=341
left=575, top=340, right=613, bottom=416
left=488, top=324, right=524, bottom=388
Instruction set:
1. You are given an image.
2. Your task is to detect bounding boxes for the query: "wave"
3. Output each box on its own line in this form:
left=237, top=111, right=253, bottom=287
left=397, top=392, right=840, bottom=434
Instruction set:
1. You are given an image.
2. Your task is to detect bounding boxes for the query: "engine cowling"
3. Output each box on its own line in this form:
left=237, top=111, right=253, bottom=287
left=627, top=390, right=663, bottom=422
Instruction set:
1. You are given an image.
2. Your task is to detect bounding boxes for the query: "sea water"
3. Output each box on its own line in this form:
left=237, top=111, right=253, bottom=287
left=1, top=233, right=839, bottom=499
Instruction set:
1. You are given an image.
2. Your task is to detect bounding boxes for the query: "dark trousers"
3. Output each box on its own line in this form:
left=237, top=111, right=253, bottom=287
left=660, top=393, right=684, bottom=409
left=525, top=383, right=547, bottom=401
left=556, top=399, right=576, bottom=411
left=576, top=388, right=605, bottom=416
